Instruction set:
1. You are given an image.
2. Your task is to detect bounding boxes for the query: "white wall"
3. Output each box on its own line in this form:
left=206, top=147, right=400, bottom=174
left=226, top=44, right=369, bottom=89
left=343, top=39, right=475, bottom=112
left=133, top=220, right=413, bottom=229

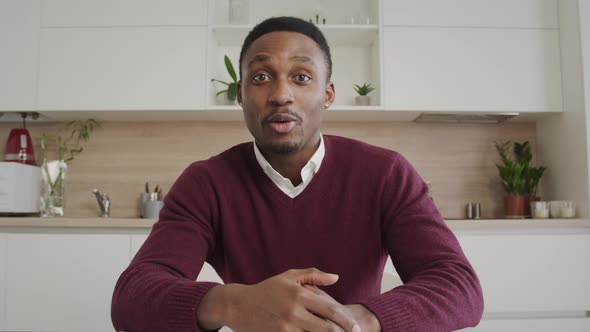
left=537, top=0, right=590, bottom=217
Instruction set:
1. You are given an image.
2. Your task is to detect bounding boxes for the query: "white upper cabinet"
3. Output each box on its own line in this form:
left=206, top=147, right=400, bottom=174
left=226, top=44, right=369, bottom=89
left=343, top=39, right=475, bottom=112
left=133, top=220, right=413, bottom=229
left=42, top=0, right=207, bottom=27
left=38, top=27, right=207, bottom=110
left=383, top=27, right=562, bottom=112
left=383, top=0, right=558, bottom=28
left=0, top=0, right=40, bottom=111
left=0, top=0, right=565, bottom=117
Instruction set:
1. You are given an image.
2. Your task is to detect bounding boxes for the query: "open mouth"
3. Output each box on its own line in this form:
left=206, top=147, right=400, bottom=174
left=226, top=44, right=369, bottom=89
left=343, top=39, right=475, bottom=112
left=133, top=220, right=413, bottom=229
left=268, top=120, right=296, bottom=134
left=266, top=112, right=299, bottom=134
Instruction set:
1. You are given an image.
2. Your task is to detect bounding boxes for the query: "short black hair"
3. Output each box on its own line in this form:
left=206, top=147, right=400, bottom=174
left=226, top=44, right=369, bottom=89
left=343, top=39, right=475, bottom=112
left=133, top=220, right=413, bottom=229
left=239, top=16, right=332, bottom=81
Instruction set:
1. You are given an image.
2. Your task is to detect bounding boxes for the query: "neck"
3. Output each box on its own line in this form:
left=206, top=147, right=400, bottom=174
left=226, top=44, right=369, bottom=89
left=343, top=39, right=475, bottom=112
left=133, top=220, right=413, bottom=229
left=259, top=134, right=321, bottom=186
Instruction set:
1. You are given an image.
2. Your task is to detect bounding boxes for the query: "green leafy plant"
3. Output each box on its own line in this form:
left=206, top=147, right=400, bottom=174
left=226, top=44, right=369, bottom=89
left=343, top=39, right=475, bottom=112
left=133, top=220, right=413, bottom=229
left=211, top=55, right=238, bottom=101
left=495, top=141, right=546, bottom=196
left=36, top=119, right=100, bottom=199
left=353, top=83, right=375, bottom=96
left=37, top=119, right=100, bottom=162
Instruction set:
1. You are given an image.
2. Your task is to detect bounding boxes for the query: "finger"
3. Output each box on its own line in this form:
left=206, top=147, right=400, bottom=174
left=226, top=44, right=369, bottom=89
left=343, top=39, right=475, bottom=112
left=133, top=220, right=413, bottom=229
left=293, top=268, right=339, bottom=286
left=303, top=284, right=324, bottom=295
left=302, top=290, right=360, bottom=332
left=299, top=310, right=345, bottom=332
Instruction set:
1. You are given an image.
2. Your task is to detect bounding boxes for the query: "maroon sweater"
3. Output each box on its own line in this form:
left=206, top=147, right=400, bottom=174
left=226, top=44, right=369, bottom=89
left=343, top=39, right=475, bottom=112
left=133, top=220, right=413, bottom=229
left=111, top=135, right=483, bottom=332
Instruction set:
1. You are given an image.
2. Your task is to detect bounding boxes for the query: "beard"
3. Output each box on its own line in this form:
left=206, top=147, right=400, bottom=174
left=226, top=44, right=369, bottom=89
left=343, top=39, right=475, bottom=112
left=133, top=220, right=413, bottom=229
left=269, top=140, right=303, bottom=155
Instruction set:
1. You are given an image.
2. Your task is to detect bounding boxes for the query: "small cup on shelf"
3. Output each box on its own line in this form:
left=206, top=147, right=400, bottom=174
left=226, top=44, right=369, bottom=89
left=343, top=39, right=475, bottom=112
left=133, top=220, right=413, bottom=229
left=561, top=201, right=576, bottom=218
left=549, top=201, right=564, bottom=218
left=530, top=201, right=549, bottom=219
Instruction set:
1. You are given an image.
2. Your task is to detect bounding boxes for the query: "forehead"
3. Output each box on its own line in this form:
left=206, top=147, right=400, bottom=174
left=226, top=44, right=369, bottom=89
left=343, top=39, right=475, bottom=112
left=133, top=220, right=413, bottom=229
left=243, top=31, right=324, bottom=66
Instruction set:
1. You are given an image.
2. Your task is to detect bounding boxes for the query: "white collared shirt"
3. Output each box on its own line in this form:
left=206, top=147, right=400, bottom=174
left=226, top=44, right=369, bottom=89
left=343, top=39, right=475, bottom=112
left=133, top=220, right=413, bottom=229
left=253, top=135, right=325, bottom=198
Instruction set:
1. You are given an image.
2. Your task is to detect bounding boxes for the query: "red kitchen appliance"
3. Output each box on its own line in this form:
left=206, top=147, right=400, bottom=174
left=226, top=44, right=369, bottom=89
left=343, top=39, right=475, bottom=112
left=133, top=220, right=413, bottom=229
left=4, top=113, right=36, bottom=165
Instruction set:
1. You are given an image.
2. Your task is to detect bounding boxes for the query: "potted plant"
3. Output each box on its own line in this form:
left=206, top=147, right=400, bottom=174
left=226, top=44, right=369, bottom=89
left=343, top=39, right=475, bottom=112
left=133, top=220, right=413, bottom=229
left=495, top=141, right=546, bottom=218
left=36, top=119, right=100, bottom=217
left=211, top=55, right=238, bottom=105
left=353, top=82, right=375, bottom=106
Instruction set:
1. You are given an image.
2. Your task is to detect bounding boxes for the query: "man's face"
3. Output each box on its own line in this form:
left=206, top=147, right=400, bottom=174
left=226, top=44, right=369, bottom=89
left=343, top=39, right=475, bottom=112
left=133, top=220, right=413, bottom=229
left=238, top=31, right=335, bottom=155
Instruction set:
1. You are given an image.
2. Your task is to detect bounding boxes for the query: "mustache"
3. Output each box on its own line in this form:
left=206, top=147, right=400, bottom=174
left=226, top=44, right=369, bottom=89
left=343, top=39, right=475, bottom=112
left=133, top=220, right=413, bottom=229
left=263, top=109, right=302, bottom=124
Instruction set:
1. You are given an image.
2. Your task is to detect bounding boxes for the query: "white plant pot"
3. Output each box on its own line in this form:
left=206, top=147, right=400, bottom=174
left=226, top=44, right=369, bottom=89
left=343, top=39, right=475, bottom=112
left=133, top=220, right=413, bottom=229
left=355, top=95, right=371, bottom=106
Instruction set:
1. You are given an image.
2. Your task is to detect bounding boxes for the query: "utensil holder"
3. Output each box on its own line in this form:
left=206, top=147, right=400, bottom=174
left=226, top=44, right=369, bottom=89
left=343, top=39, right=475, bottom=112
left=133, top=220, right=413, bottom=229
left=143, top=200, right=163, bottom=219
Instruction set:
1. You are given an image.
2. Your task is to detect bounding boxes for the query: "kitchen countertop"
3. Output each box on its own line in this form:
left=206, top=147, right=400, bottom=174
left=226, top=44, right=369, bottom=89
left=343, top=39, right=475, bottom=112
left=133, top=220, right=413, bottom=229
left=0, top=217, right=589, bottom=230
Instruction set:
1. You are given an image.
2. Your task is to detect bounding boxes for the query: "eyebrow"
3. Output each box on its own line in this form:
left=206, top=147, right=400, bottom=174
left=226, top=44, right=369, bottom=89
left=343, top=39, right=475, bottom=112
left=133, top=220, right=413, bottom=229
left=289, top=55, right=314, bottom=64
left=248, top=54, right=271, bottom=67
left=247, top=54, right=315, bottom=67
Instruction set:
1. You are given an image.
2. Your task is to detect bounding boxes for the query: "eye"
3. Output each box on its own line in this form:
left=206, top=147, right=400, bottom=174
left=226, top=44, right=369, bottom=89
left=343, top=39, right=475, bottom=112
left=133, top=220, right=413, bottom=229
left=253, top=73, right=271, bottom=82
left=294, top=74, right=311, bottom=83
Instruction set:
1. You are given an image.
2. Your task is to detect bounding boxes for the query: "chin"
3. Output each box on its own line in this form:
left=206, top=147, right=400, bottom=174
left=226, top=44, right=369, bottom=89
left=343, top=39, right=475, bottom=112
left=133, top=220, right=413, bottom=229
left=269, top=141, right=303, bottom=155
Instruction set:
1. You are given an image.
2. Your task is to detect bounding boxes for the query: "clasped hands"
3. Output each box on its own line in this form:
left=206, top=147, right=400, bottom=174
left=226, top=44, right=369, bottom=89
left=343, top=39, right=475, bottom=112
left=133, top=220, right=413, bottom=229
left=197, top=268, right=381, bottom=332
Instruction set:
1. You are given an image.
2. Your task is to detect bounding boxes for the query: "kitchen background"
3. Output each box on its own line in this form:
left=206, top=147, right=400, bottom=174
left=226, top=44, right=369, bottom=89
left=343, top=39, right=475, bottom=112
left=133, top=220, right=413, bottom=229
left=1, top=1, right=590, bottom=332
left=0, top=121, right=537, bottom=219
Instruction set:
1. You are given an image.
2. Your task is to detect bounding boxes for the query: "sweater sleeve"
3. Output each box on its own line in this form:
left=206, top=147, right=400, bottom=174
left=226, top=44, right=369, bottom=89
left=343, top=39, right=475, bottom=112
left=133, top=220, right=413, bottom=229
left=111, top=163, right=222, bottom=332
left=357, top=154, right=484, bottom=332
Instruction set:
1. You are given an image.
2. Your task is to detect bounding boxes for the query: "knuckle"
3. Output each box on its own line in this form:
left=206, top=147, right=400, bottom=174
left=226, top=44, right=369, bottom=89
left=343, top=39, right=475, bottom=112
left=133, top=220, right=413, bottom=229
left=328, top=304, right=342, bottom=318
left=293, top=287, right=306, bottom=300
left=308, top=267, right=320, bottom=274
left=328, top=326, right=342, bottom=332
left=277, top=324, right=290, bottom=332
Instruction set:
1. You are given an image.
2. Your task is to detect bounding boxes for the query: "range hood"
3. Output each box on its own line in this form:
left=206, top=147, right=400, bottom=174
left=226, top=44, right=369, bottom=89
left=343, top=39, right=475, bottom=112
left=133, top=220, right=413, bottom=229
left=413, top=112, right=518, bottom=124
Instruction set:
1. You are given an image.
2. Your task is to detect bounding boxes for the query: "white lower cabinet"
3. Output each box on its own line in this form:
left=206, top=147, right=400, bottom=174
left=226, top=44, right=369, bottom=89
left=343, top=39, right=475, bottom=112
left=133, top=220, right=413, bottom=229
left=461, top=317, right=590, bottom=331
left=456, top=231, right=590, bottom=331
left=1, top=230, right=588, bottom=331
left=0, top=234, right=6, bottom=331
left=3, top=233, right=130, bottom=332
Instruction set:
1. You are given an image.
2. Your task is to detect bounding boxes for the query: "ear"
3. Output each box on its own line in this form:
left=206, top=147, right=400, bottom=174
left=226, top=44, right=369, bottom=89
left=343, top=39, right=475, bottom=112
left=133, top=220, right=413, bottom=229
left=324, top=81, right=335, bottom=109
left=237, top=80, right=242, bottom=106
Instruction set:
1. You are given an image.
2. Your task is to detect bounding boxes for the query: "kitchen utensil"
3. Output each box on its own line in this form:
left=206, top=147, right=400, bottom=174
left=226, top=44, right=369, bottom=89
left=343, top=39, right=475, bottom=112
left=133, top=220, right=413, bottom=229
left=4, top=113, right=35, bottom=165
left=0, top=162, right=41, bottom=214
left=474, top=203, right=481, bottom=219
left=465, top=203, right=474, bottom=219
left=143, top=200, right=164, bottom=219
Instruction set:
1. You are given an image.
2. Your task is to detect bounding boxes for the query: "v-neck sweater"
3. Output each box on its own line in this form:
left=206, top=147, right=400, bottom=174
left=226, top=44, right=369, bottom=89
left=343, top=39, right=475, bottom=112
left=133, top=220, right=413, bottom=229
left=111, top=135, right=484, bottom=332
left=253, top=133, right=325, bottom=198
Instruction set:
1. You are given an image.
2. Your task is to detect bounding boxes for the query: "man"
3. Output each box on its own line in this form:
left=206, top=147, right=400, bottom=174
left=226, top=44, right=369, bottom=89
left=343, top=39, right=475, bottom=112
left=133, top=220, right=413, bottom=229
left=112, top=16, right=483, bottom=332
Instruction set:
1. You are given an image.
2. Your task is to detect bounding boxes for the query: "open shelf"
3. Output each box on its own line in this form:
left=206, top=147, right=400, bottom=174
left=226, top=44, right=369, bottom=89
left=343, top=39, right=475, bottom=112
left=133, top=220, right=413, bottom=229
left=211, top=24, right=379, bottom=47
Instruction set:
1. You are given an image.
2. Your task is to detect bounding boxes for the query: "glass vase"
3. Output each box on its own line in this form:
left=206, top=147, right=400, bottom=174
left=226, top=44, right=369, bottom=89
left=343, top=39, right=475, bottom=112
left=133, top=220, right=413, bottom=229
left=40, top=160, right=67, bottom=217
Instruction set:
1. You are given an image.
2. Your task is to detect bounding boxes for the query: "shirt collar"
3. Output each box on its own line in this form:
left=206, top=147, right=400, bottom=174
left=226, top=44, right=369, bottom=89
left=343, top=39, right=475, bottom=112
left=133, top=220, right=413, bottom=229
left=253, top=134, right=325, bottom=181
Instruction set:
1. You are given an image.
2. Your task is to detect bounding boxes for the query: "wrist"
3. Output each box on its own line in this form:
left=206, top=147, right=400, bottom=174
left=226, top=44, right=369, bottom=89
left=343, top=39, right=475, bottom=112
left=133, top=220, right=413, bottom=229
left=347, top=304, right=381, bottom=332
left=196, top=283, right=242, bottom=330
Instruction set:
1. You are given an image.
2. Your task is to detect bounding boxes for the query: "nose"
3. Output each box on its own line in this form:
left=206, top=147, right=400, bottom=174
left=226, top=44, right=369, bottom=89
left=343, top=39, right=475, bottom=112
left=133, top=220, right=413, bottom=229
left=267, top=77, right=294, bottom=106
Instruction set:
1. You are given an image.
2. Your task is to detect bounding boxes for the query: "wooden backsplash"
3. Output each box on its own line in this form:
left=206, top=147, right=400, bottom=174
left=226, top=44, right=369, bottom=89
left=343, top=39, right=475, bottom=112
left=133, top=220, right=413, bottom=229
left=0, top=120, right=536, bottom=219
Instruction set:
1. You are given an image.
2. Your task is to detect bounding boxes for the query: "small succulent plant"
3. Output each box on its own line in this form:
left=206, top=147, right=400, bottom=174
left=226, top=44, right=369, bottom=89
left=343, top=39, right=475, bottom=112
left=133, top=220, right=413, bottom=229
left=353, top=83, right=375, bottom=96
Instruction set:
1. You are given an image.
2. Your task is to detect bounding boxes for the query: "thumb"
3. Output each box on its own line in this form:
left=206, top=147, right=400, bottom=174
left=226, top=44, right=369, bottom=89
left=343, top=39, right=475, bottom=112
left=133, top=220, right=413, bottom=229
left=293, top=268, right=339, bottom=286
